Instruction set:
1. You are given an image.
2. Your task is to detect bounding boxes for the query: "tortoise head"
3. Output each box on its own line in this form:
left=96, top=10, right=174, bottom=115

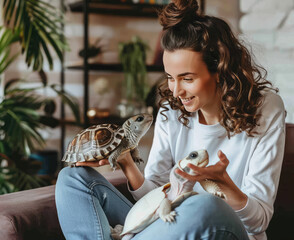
left=122, top=113, right=153, bottom=144
left=178, top=150, right=209, bottom=175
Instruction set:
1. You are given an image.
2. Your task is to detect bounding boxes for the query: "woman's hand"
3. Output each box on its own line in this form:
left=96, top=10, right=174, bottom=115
left=75, top=159, right=109, bottom=167
left=75, top=150, right=132, bottom=168
left=76, top=150, right=145, bottom=191
left=175, top=150, right=229, bottom=184
left=176, top=150, right=248, bottom=210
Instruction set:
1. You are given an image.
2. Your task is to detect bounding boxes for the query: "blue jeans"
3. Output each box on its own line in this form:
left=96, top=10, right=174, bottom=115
left=55, top=167, right=249, bottom=240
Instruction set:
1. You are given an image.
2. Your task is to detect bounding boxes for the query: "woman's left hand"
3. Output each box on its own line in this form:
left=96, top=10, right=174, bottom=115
left=175, top=150, right=248, bottom=210
left=175, top=150, right=229, bottom=184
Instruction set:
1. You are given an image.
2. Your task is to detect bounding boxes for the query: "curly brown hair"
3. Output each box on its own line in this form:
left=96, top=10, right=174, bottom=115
left=157, top=0, right=277, bottom=137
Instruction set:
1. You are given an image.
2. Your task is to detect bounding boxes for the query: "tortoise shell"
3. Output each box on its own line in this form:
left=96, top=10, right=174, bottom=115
left=62, top=124, right=125, bottom=163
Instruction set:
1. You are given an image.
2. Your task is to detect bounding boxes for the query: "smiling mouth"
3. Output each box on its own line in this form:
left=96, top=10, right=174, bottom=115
left=178, top=156, right=209, bottom=171
left=180, top=96, right=195, bottom=103
left=198, top=157, right=209, bottom=167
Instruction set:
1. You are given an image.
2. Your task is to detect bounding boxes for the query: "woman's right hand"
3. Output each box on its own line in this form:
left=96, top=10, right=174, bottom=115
left=76, top=150, right=144, bottom=190
left=74, top=150, right=131, bottom=168
left=75, top=159, right=109, bottom=167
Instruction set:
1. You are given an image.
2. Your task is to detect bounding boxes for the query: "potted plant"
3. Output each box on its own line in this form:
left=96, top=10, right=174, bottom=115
left=0, top=0, right=80, bottom=194
left=118, top=36, right=150, bottom=115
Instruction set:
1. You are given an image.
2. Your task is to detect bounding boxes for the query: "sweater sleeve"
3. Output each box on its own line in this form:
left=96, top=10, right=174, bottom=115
left=129, top=109, right=174, bottom=200
left=235, top=92, right=286, bottom=235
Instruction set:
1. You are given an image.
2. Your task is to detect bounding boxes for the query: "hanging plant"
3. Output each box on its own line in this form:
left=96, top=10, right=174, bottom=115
left=118, top=36, right=150, bottom=103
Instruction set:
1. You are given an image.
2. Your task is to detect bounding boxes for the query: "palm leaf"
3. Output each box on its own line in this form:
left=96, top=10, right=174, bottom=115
left=50, top=84, right=81, bottom=124
left=0, top=28, right=21, bottom=74
left=39, top=35, right=53, bottom=69
left=0, top=167, right=49, bottom=194
left=2, top=0, right=69, bottom=71
left=3, top=0, right=16, bottom=23
left=1, top=89, right=46, bottom=156
left=4, top=109, right=44, bottom=156
left=0, top=51, right=19, bottom=74
left=1, top=79, right=81, bottom=158
left=0, top=167, right=17, bottom=194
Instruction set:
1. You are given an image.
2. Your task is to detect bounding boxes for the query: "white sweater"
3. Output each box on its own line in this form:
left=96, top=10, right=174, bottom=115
left=130, top=90, right=286, bottom=240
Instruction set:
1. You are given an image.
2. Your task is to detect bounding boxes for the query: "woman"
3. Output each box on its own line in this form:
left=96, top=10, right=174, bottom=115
left=55, top=1, right=285, bottom=239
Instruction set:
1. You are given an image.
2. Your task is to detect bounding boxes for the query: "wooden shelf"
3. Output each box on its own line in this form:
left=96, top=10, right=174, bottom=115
left=67, top=63, right=164, bottom=72
left=69, top=1, right=165, bottom=18
left=88, top=115, right=127, bottom=126
left=61, top=115, right=127, bottom=127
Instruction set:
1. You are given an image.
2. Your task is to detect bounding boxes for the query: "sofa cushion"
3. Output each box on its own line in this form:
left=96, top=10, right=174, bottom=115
left=0, top=185, right=64, bottom=240
left=0, top=170, right=132, bottom=240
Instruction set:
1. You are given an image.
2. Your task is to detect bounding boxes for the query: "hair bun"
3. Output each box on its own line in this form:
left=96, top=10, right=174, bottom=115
left=174, top=0, right=199, bottom=12
left=159, top=0, right=200, bottom=29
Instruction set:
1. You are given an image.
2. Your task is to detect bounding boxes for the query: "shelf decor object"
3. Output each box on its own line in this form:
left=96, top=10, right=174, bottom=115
left=66, top=0, right=168, bottom=127
left=69, top=0, right=166, bottom=17
left=118, top=36, right=150, bottom=108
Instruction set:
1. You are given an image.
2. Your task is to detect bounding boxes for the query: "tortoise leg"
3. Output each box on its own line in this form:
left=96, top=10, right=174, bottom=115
left=69, top=163, right=76, bottom=168
left=130, top=147, right=144, bottom=164
left=108, top=146, right=124, bottom=170
left=157, top=198, right=176, bottom=222
left=110, top=224, right=124, bottom=240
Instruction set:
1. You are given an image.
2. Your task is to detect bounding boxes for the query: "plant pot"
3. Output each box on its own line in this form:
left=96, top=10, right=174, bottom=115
left=29, top=150, right=58, bottom=176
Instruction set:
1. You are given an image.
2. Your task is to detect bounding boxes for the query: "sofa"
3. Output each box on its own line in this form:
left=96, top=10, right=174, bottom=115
left=0, top=123, right=293, bottom=240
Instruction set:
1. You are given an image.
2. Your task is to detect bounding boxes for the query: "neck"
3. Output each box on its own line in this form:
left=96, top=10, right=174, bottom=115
left=123, top=125, right=139, bottom=147
left=167, top=165, right=196, bottom=201
left=198, top=93, right=221, bottom=125
left=198, top=109, right=220, bottom=125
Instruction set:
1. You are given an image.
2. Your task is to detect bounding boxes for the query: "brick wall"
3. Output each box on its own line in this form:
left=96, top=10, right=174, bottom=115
left=239, top=0, right=294, bottom=123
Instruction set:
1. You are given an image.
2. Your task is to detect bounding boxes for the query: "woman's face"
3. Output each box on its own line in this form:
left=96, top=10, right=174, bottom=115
left=163, top=49, right=220, bottom=115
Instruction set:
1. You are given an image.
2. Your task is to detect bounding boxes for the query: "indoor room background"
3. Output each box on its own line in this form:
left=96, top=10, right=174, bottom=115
left=2, top=0, right=294, bottom=171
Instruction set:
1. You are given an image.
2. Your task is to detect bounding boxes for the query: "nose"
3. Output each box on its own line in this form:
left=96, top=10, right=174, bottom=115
left=172, top=81, right=184, bottom=98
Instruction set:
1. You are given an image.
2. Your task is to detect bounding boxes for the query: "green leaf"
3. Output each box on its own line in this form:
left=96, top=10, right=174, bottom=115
left=0, top=167, right=49, bottom=194
left=2, top=0, right=68, bottom=70
left=119, top=36, right=150, bottom=102
left=0, top=28, right=21, bottom=74
left=50, top=84, right=81, bottom=124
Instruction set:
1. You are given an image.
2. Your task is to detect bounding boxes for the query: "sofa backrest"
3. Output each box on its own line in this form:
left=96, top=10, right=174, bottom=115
left=267, top=123, right=294, bottom=239
left=275, top=123, right=294, bottom=211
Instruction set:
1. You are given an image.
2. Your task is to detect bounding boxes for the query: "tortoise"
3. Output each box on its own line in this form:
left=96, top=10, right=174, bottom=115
left=62, top=113, right=153, bottom=169
left=120, top=149, right=225, bottom=239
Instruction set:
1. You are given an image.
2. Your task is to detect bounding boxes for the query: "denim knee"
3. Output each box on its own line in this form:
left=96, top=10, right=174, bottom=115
left=175, top=194, right=249, bottom=239
left=56, top=167, right=82, bottom=187
left=56, top=166, right=72, bottom=184
left=56, top=166, right=107, bottom=192
left=133, top=194, right=248, bottom=240
left=177, top=194, right=239, bottom=225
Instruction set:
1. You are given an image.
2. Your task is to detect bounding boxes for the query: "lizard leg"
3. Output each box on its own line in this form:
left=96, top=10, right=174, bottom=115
left=157, top=198, right=176, bottom=222
left=200, top=179, right=226, bottom=199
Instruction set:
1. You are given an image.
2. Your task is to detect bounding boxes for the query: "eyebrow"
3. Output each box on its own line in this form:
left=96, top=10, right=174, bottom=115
left=165, top=72, right=197, bottom=77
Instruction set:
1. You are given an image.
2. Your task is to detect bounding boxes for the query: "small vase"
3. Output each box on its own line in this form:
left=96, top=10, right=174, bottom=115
left=117, top=99, right=147, bottom=118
